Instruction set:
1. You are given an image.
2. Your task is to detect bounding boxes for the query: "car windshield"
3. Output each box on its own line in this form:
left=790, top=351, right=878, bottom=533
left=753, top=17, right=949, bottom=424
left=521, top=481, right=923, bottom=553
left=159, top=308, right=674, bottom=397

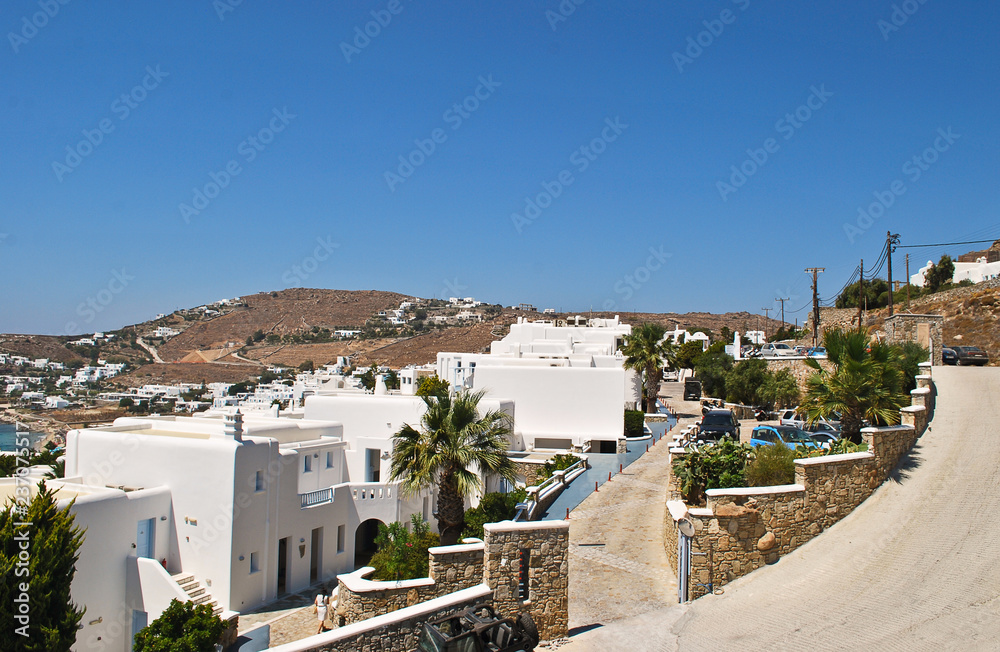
left=703, top=414, right=733, bottom=426
left=775, top=344, right=791, bottom=350
left=781, top=430, right=815, bottom=443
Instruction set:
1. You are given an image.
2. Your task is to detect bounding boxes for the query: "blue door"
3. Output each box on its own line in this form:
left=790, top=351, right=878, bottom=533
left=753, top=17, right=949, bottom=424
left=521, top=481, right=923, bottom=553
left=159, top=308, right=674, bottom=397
left=130, top=610, right=148, bottom=651
left=136, top=518, right=154, bottom=559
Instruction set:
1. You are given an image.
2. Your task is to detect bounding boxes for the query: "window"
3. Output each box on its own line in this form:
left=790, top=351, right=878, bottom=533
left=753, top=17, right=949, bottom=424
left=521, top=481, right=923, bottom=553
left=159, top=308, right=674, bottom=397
left=518, top=549, right=530, bottom=601
left=254, top=470, right=264, bottom=492
left=304, top=455, right=312, bottom=473
left=250, top=551, right=260, bottom=573
left=326, top=451, right=334, bottom=468
left=337, top=525, right=345, bottom=553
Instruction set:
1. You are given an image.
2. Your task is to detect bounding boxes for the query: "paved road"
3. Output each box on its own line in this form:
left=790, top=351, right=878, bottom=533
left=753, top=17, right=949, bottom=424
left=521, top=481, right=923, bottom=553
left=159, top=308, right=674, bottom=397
left=562, top=367, right=1000, bottom=651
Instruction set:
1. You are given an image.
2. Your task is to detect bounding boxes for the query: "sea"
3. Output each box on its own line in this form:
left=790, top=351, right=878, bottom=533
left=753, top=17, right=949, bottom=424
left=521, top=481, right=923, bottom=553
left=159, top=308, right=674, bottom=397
left=0, top=423, right=45, bottom=452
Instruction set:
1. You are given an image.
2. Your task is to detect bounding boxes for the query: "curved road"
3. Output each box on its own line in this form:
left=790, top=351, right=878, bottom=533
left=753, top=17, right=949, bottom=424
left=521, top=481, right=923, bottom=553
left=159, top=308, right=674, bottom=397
left=563, top=367, right=1000, bottom=651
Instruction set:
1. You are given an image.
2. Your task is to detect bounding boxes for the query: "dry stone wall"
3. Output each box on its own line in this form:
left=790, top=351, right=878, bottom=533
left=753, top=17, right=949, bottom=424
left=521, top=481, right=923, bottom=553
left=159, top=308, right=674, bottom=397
left=428, top=543, right=485, bottom=596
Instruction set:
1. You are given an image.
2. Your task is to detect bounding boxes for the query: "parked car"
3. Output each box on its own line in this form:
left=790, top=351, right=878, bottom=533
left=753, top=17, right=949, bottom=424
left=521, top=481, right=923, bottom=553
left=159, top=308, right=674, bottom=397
left=683, top=379, right=702, bottom=401
left=952, top=346, right=990, bottom=366
left=418, top=603, right=538, bottom=652
left=759, top=343, right=798, bottom=358
left=698, top=409, right=740, bottom=441
left=807, top=347, right=828, bottom=358
left=779, top=409, right=840, bottom=431
left=750, top=425, right=822, bottom=451
left=662, top=370, right=679, bottom=382
left=942, top=347, right=958, bottom=365
left=808, top=430, right=840, bottom=446
left=793, top=346, right=809, bottom=356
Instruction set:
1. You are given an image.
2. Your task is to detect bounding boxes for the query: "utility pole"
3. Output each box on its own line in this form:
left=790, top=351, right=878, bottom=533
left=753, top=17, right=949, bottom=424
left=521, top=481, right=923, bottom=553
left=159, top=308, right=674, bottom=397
left=905, top=253, right=911, bottom=310
left=887, top=231, right=900, bottom=317
left=761, top=307, right=772, bottom=339
left=857, top=259, right=864, bottom=326
left=775, top=297, right=789, bottom=331
left=805, top=268, right=825, bottom=348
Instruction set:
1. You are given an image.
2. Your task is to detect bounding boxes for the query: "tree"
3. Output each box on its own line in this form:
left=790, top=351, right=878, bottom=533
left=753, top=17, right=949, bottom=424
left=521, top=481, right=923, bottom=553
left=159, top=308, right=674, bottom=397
left=0, top=483, right=86, bottom=651
left=389, top=390, right=516, bottom=545
left=675, top=340, right=704, bottom=370
left=132, top=599, right=225, bottom=652
left=724, top=359, right=769, bottom=406
left=924, top=255, right=955, bottom=293
left=297, top=360, right=314, bottom=372
left=801, top=327, right=908, bottom=443
left=370, top=515, right=439, bottom=581
left=835, top=278, right=889, bottom=310
left=760, top=369, right=800, bottom=409
left=622, top=323, right=677, bottom=413
left=384, top=369, right=400, bottom=390
left=415, top=375, right=450, bottom=399
left=119, top=397, right=135, bottom=409
left=694, top=349, right=733, bottom=399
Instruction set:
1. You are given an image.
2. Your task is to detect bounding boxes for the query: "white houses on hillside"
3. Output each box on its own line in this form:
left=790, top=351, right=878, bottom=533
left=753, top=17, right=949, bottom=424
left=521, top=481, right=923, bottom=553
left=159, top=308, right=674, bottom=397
left=910, top=257, right=1000, bottom=287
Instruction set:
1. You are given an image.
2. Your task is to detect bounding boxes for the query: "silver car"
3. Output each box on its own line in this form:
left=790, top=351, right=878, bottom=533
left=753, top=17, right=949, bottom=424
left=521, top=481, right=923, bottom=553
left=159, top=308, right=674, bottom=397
left=759, top=343, right=798, bottom=358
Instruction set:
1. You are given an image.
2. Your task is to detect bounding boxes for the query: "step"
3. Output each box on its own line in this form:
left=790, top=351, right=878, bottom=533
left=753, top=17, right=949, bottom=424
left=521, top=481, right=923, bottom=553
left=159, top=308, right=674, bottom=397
left=176, top=577, right=199, bottom=590
left=185, top=587, right=206, bottom=599
left=171, top=573, right=194, bottom=584
left=192, top=594, right=213, bottom=605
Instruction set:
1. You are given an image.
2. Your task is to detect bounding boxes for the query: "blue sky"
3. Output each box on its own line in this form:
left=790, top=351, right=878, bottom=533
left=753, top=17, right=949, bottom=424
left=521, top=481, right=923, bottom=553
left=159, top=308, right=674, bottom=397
left=1, top=0, right=998, bottom=334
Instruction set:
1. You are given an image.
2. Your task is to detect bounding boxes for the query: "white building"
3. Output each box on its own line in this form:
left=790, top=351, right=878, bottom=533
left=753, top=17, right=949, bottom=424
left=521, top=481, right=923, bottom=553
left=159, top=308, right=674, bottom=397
left=152, top=326, right=181, bottom=339
left=7, top=409, right=433, bottom=651
left=436, top=316, right=640, bottom=452
left=910, top=257, right=1000, bottom=287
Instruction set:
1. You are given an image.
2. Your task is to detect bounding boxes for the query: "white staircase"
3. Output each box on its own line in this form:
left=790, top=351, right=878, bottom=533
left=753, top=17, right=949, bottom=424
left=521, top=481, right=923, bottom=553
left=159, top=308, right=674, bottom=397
left=172, top=572, right=224, bottom=617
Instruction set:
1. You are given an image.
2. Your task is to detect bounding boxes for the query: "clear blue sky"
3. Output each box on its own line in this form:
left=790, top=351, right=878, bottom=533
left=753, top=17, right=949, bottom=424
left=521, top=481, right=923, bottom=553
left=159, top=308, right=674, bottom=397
left=2, top=0, right=998, bottom=334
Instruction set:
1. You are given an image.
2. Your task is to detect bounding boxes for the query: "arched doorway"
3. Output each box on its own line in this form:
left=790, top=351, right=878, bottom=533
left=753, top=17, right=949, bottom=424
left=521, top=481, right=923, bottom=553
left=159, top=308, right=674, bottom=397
left=354, top=519, right=383, bottom=568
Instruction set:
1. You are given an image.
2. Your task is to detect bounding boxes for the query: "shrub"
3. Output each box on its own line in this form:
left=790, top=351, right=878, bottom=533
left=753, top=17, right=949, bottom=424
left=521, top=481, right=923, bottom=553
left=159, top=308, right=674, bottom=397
left=624, top=410, right=645, bottom=437
left=461, top=488, right=527, bottom=540
left=694, top=350, right=732, bottom=399
left=370, top=515, right=439, bottom=581
left=725, top=359, right=769, bottom=405
left=672, top=438, right=752, bottom=504
left=538, top=453, right=582, bottom=481
left=745, top=443, right=796, bottom=487
left=796, top=439, right=868, bottom=458
left=133, top=599, right=225, bottom=652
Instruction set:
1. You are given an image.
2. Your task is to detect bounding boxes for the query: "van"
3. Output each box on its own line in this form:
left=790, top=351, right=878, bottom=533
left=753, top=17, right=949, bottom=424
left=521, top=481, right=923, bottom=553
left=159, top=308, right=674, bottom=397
left=683, top=379, right=702, bottom=401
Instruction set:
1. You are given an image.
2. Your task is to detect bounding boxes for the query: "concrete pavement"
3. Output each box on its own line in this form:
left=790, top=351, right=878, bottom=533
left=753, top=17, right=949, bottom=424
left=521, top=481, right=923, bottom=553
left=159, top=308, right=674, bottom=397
left=561, top=367, right=1000, bottom=651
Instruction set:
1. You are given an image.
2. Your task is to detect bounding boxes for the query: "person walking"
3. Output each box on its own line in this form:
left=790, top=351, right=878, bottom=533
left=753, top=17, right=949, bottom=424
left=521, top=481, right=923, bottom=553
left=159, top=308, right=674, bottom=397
left=314, top=594, right=328, bottom=634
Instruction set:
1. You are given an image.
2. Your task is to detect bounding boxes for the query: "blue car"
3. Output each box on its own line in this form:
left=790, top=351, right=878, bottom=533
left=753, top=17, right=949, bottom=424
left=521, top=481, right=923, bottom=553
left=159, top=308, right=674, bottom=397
left=750, top=425, right=822, bottom=451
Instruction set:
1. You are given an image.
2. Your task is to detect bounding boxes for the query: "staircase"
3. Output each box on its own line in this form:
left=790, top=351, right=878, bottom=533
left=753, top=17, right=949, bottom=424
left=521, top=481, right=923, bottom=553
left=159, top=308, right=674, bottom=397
left=172, top=573, right=224, bottom=617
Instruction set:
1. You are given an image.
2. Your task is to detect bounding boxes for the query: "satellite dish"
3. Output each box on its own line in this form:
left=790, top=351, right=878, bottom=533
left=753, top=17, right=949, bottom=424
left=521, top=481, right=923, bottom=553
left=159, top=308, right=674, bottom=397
left=678, top=518, right=695, bottom=538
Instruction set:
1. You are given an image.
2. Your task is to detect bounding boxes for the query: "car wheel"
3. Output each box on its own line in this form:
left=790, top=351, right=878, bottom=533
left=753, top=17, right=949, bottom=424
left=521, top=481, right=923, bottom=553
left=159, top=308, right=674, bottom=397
left=518, top=612, right=540, bottom=647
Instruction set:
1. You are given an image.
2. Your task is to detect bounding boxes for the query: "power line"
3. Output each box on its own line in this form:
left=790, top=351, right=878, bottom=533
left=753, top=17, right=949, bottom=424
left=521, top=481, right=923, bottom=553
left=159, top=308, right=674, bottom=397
left=896, top=238, right=999, bottom=249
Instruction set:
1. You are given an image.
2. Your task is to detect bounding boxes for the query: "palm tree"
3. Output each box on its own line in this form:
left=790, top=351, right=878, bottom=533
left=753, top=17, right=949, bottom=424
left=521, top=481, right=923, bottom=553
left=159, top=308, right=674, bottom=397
left=622, top=323, right=677, bottom=413
left=389, top=390, right=516, bottom=545
left=801, top=327, right=908, bottom=443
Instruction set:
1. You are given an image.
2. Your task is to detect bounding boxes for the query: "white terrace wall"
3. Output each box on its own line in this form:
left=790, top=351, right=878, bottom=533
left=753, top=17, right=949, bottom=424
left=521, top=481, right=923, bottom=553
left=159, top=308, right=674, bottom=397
left=666, top=374, right=933, bottom=600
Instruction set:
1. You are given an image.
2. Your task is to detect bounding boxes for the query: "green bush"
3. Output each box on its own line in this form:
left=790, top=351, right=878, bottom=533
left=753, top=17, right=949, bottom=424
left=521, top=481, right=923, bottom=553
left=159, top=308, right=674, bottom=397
left=796, top=439, right=868, bottom=458
left=133, top=599, right=225, bottom=652
left=461, top=488, right=527, bottom=540
left=672, top=438, right=752, bottom=504
left=370, top=515, right=439, bottom=581
left=745, top=443, right=796, bottom=487
left=538, top=453, right=582, bottom=482
left=624, top=410, right=645, bottom=437
left=694, top=350, right=732, bottom=399
left=725, top=359, right=769, bottom=405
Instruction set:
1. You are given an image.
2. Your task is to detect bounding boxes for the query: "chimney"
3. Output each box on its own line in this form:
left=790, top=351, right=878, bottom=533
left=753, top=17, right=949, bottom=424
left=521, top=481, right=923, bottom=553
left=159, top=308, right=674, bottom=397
left=224, top=408, right=244, bottom=442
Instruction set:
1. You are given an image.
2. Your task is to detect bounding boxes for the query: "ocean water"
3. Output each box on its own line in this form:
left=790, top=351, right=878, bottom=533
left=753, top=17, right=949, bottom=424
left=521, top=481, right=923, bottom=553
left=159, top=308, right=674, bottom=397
left=0, top=423, right=45, bottom=452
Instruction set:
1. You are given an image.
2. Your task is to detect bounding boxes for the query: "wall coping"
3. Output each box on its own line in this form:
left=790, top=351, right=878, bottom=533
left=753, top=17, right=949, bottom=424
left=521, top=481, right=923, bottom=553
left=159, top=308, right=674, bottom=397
left=484, top=519, right=569, bottom=532
left=915, top=374, right=932, bottom=380
left=666, top=500, right=688, bottom=521
left=670, top=447, right=686, bottom=454
left=861, top=425, right=915, bottom=434
left=794, top=451, right=873, bottom=466
left=337, top=566, right=436, bottom=593
left=900, top=405, right=926, bottom=413
left=706, top=483, right=805, bottom=497
left=428, top=542, right=484, bottom=556
left=266, top=584, right=494, bottom=652
left=911, top=387, right=931, bottom=395
left=688, top=507, right=713, bottom=517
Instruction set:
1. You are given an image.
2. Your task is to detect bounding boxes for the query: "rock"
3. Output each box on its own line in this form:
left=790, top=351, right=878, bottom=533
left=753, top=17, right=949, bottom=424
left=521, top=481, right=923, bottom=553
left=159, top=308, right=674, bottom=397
left=757, top=531, right=776, bottom=551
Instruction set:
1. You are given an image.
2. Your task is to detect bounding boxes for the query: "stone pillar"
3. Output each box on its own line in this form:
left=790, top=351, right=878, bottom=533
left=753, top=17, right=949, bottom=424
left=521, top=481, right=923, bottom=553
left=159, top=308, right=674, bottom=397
left=483, top=521, right=569, bottom=640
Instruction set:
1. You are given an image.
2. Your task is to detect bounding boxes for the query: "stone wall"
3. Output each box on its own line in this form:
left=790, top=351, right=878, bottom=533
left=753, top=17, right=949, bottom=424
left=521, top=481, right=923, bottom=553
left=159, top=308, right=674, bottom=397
left=428, top=542, right=485, bottom=596
left=765, top=357, right=834, bottom=392
left=290, top=585, right=493, bottom=652
left=512, top=460, right=544, bottom=487
left=883, top=314, right=944, bottom=365
left=483, top=520, right=569, bottom=641
left=337, top=572, right=438, bottom=625
left=666, top=388, right=933, bottom=601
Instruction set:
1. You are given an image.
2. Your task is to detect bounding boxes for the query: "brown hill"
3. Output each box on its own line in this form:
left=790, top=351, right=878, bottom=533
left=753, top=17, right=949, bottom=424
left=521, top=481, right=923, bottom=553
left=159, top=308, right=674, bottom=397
left=157, top=289, right=414, bottom=362
left=0, top=334, right=86, bottom=363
